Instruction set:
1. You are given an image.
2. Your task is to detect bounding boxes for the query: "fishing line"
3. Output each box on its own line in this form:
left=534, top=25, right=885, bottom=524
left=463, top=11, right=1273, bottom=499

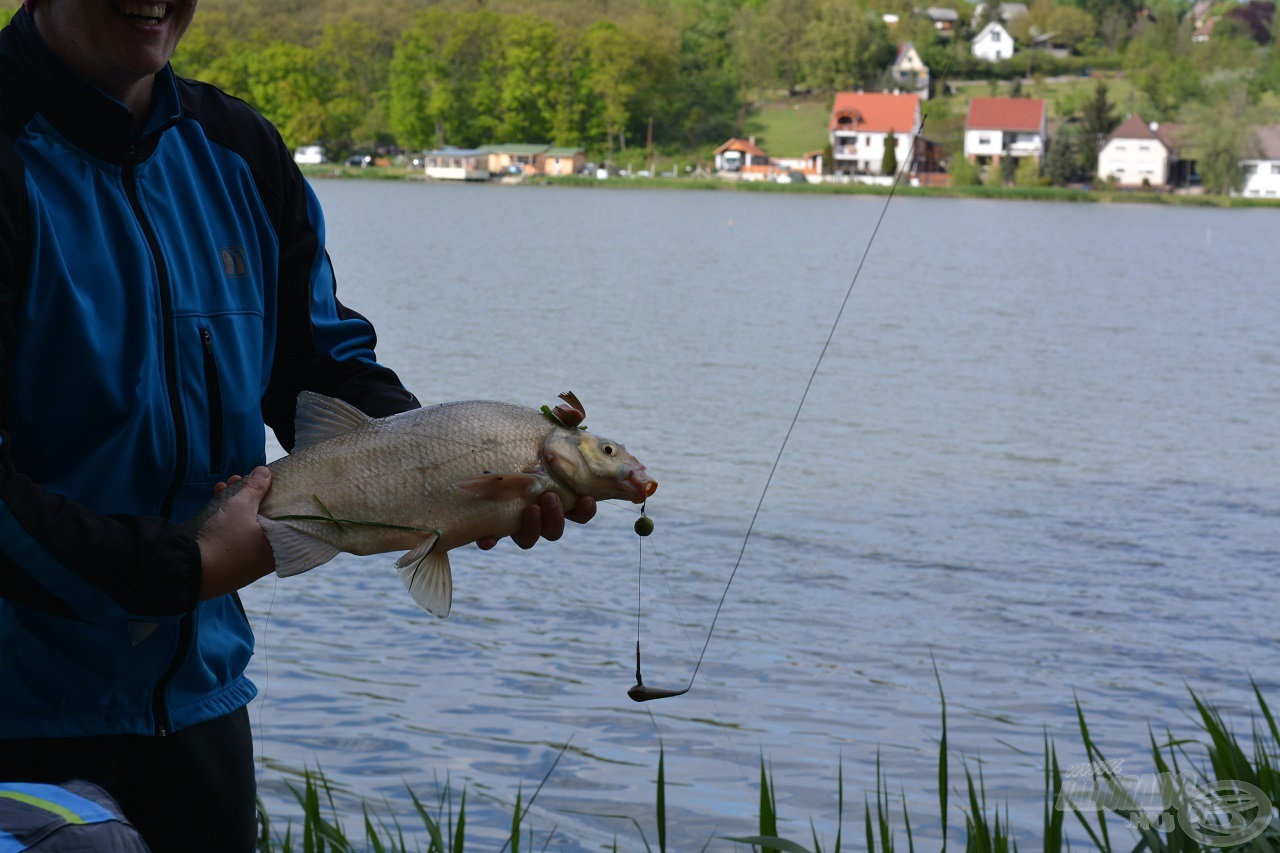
left=630, top=102, right=939, bottom=702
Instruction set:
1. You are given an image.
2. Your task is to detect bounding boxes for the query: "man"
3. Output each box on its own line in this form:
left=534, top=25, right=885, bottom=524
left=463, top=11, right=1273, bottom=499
left=0, top=1, right=592, bottom=849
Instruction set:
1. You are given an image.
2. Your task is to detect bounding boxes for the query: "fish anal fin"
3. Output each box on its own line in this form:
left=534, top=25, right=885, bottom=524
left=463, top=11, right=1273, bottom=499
left=261, top=516, right=342, bottom=577
left=293, top=391, right=373, bottom=451
left=397, top=546, right=452, bottom=619
left=453, top=472, right=542, bottom=502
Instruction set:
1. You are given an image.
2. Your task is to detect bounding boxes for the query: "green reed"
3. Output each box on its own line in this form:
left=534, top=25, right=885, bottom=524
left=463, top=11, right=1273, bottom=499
left=257, top=681, right=1279, bottom=852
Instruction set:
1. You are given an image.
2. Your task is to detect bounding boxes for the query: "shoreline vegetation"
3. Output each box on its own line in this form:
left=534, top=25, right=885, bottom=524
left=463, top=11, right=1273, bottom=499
left=256, top=680, right=1280, bottom=852
left=300, top=164, right=1280, bottom=209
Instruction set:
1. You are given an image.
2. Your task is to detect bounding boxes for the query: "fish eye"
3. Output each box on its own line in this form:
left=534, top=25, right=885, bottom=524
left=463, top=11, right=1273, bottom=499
left=602, top=443, right=616, bottom=456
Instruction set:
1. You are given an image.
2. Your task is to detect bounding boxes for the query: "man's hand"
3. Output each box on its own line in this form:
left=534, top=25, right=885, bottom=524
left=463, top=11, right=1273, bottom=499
left=196, top=467, right=275, bottom=599
left=476, top=492, right=597, bottom=551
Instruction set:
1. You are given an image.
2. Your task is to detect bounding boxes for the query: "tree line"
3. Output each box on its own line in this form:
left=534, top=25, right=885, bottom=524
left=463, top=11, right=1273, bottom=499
left=5, top=0, right=1275, bottom=187
left=170, top=1, right=1269, bottom=155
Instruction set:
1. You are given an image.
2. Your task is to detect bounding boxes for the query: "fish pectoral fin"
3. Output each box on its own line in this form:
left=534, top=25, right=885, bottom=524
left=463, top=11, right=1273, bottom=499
left=453, top=472, right=542, bottom=502
left=396, top=534, right=451, bottom=618
left=261, top=516, right=343, bottom=577
left=292, top=390, right=374, bottom=451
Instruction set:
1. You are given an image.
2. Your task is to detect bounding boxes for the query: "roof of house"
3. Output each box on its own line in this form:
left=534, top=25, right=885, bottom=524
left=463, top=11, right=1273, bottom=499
left=715, top=137, right=767, bottom=157
left=975, top=2, right=1029, bottom=21
left=487, top=144, right=550, bottom=155
left=965, top=97, right=1046, bottom=131
left=1254, top=124, right=1280, bottom=160
left=926, top=7, right=959, bottom=22
left=545, top=147, right=584, bottom=157
left=973, top=21, right=1011, bottom=42
left=829, top=92, right=920, bottom=134
left=1106, top=114, right=1166, bottom=144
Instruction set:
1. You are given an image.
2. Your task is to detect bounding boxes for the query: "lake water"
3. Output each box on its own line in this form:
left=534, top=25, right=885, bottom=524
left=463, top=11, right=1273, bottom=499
left=242, top=180, right=1280, bottom=850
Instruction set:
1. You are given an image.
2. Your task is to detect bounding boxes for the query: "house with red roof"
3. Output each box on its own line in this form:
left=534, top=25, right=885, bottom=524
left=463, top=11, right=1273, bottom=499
left=714, top=137, right=769, bottom=174
left=829, top=92, right=921, bottom=178
left=1097, top=114, right=1174, bottom=188
left=963, top=97, right=1047, bottom=167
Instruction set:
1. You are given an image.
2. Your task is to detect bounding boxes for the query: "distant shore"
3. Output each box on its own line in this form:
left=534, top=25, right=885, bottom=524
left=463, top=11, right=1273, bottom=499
left=301, top=164, right=1280, bottom=209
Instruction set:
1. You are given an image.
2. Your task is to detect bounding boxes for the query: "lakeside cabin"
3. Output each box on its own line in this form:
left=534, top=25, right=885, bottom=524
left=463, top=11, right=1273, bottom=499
left=423, top=148, right=489, bottom=181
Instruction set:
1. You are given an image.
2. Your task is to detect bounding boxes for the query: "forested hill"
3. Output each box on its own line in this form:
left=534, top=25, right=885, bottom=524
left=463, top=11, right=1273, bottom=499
left=14, top=1, right=1280, bottom=170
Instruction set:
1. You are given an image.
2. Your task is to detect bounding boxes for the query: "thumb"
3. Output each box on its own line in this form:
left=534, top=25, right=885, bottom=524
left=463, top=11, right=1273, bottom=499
left=230, top=466, right=272, bottom=507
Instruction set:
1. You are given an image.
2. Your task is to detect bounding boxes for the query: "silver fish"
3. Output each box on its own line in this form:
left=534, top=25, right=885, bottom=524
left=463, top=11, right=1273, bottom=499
left=186, top=391, right=656, bottom=617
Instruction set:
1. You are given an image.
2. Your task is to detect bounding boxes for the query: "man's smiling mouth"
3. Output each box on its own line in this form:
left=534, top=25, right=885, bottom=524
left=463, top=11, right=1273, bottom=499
left=117, top=2, right=168, bottom=23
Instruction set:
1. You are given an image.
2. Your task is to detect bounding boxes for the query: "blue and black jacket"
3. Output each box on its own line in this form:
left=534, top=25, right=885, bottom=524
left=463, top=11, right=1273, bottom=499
left=0, top=9, right=418, bottom=738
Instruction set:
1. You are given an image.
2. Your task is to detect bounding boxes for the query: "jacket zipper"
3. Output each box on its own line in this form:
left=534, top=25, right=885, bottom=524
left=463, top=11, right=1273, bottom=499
left=199, top=327, right=224, bottom=475
left=123, top=155, right=194, bottom=737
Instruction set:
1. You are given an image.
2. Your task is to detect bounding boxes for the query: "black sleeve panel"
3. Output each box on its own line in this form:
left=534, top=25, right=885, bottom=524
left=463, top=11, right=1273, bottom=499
left=176, top=79, right=419, bottom=452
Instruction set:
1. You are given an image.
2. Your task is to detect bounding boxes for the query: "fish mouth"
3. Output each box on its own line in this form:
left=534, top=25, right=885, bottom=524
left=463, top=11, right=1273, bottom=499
left=625, top=469, right=658, bottom=503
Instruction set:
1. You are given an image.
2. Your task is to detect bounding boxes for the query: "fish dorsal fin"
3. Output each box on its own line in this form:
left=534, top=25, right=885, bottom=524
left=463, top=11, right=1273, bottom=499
left=261, top=516, right=343, bottom=577
left=396, top=534, right=452, bottom=618
left=293, top=391, right=373, bottom=451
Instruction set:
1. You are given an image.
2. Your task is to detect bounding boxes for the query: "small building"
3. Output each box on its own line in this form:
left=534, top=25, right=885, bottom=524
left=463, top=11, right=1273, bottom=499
left=972, top=21, right=1015, bottom=62
left=890, top=42, right=931, bottom=100
left=543, top=147, right=586, bottom=176
left=829, top=92, right=921, bottom=178
left=973, top=2, right=1029, bottom=24
left=486, top=144, right=549, bottom=176
left=771, top=151, right=826, bottom=183
left=714, top=137, right=769, bottom=174
left=924, top=7, right=960, bottom=35
left=293, top=145, right=326, bottom=165
left=1236, top=125, right=1280, bottom=198
left=423, top=148, right=489, bottom=181
left=964, top=97, right=1047, bottom=166
left=1097, top=115, right=1173, bottom=188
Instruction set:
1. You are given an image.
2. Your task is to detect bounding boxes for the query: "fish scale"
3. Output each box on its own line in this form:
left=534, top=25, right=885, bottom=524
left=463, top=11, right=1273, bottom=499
left=184, top=393, right=656, bottom=617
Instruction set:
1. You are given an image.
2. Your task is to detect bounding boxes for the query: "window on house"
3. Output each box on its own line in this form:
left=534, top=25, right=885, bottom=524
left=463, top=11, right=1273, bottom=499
left=1271, top=164, right=1280, bottom=175
left=1243, top=164, right=1258, bottom=176
left=978, top=135, right=991, bottom=146
left=1139, top=144, right=1150, bottom=151
left=992, top=30, right=1002, bottom=41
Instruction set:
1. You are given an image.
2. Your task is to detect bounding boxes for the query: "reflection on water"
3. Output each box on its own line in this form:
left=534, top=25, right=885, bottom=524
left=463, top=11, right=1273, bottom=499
left=242, top=182, right=1280, bottom=849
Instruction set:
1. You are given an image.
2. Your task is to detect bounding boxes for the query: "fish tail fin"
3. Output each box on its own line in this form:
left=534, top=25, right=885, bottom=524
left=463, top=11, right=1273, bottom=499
left=396, top=534, right=451, bottom=618
left=262, top=516, right=342, bottom=577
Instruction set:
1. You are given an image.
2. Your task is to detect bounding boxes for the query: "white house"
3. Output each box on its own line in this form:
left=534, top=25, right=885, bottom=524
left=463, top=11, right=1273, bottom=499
left=972, top=21, right=1015, bottom=62
left=713, top=137, right=769, bottom=175
left=828, top=92, right=920, bottom=178
left=1236, top=125, right=1280, bottom=198
left=890, top=42, right=930, bottom=100
left=293, top=145, right=326, bottom=165
left=1097, top=115, right=1172, bottom=188
left=963, top=97, right=1047, bottom=166
left=423, top=148, right=489, bottom=181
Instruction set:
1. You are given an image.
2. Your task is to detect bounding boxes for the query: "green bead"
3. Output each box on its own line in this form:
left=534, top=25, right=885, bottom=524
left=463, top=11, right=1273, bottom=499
left=634, top=515, right=655, bottom=537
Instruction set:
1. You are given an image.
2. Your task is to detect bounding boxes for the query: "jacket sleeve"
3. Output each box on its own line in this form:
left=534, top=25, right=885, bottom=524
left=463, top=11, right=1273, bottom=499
left=259, top=134, right=419, bottom=450
left=0, top=139, right=201, bottom=624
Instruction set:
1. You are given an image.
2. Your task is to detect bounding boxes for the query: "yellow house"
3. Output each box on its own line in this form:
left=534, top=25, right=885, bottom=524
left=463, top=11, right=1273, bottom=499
left=544, top=147, right=586, bottom=176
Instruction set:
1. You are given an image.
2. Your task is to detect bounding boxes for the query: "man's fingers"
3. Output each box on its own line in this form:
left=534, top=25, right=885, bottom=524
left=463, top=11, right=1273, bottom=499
left=566, top=495, right=596, bottom=525
left=537, top=492, right=565, bottom=542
